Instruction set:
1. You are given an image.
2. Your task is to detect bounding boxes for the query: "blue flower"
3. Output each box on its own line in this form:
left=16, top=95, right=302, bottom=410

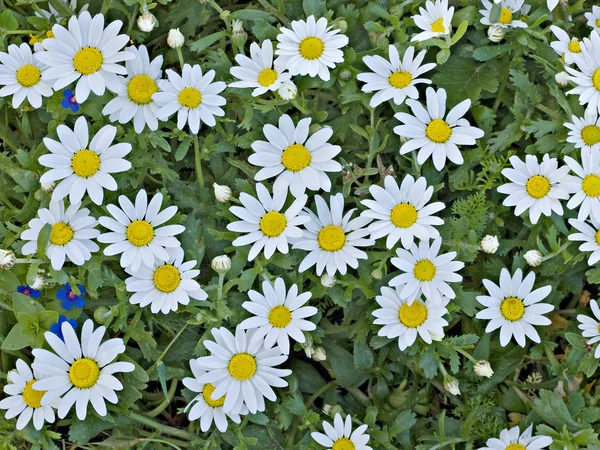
left=57, top=283, right=87, bottom=310
left=49, top=315, right=78, bottom=341
left=17, top=285, right=41, bottom=298
left=61, top=89, right=81, bottom=112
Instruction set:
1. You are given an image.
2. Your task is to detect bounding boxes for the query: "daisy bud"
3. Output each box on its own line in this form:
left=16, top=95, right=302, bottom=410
left=430, top=332, right=444, bottom=342
left=480, top=235, right=499, bottom=254
left=312, top=346, right=327, bottom=361
left=322, top=404, right=343, bottom=417
left=41, top=181, right=55, bottom=192
left=167, top=28, right=185, bottom=49
left=211, top=255, right=231, bottom=274
left=231, top=19, right=247, bottom=48
left=524, top=249, right=543, bottom=267
left=487, top=25, right=504, bottom=43
left=336, top=19, right=348, bottom=33
left=219, top=10, right=231, bottom=21
left=31, top=269, right=46, bottom=290
left=321, top=274, right=337, bottom=288
left=555, top=71, right=569, bottom=87
left=278, top=80, right=297, bottom=101
left=473, top=360, right=494, bottom=378
left=93, top=306, right=112, bottom=324
left=371, top=267, right=383, bottom=280
left=213, top=183, right=232, bottom=203
left=0, top=249, right=16, bottom=269
left=443, top=375, right=461, bottom=395
left=137, top=13, right=157, bottom=32
left=339, top=69, right=352, bottom=81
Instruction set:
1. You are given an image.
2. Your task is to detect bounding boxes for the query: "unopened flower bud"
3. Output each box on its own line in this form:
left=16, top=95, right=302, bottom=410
left=137, top=13, right=157, bottom=32
left=312, top=346, right=327, bottom=361
left=443, top=375, right=460, bottom=395
left=474, top=360, right=494, bottom=378
left=524, top=249, right=543, bottom=267
left=371, top=267, right=383, bottom=280
left=167, top=28, right=184, bottom=49
left=336, top=19, right=348, bottom=33
left=480, top=235, right=499, bottom=254
left=31, top=269, right=45, bottom=290
left=278, top=80, right=297, bottom=101
left=93, top=306, right=112, bottom=324
left=322, top=404, right=343, bottom=417
left=321, top=274, right=336, bottom=288
left=211, top=255, right=231, bottom=274
left=231, top=19, right=247, bottom=48
left=41, top=181, right=55, bottom=192
left=219, top=10, right=231, bottom=20
left=488, top=25, right=504, bottom=43
left=555, top=71, right=569, bottom=87
left=339, top=69, right=352, bottom=81
left=0, top=249, right=15, bottom=269
left=213, top=183, right=232, bottom=203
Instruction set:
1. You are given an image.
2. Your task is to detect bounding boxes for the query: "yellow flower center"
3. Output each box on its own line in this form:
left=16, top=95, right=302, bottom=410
left=318, top=225, right=346, bottom=252
left=597, top=18, right=600, bottom=27
left=178, top=87, right=202, bottom=108
left=257, top=68, right=278, bottom=87
left=390, top=203, right=418, bottom=228
left=413, top=259, right=436, bottom=282
left=398, top=301, right=428, bottom=328
left=71, top=149, right=100, bottom=178
left=431, top=18, right=445, bottom=33
left=127, top=74, right=158, bottom=105
left=50, top=222, right=74, bottom=246
left=526, top=175, right=551, bottom=199
left=332, top=438, right=356, bottom=450
left=46, top=30, right=54, bottom=38
left=593, top=69, right=600, bottom=92
left=126, top=220, right=155, bottom=247
left=202, top=383, right=225, bottom=408
left=260, top=211, right=287, bottom=237
left=595, top=229, right=600, bottom=246
left=281, top=143, right=312, bottom=172
left=228, top=353, right=257, bottom=381
left=505, top=444, right=526, bottom=450
left=153, top=264, right=181, bottom=293
left=73, top=47, right=103, bottom=75
left=22, top=380, right=45, bottom=408
left=388, top=71, right=413, bottom=89
left=499, top=8, right=513, bottom=25
left=582, top=174, right=600, bottom=197
left=500, top=297, right=525, bottom=322
left=268, top=305, right=292, bottom=328
left=69, top=358, right=100, bottom=388
left=582, top=125, right=600, bottom=146
left=299, top=37, right=325, bottom=60
left=16, top=64, right=41, bottom=87
left=568, top=40, right=581, bottom=53
left=426, top=119, right=452, bottom=144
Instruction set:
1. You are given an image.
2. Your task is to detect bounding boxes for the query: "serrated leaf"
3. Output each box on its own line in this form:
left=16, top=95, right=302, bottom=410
left=432, top=57, right=499, bottom=106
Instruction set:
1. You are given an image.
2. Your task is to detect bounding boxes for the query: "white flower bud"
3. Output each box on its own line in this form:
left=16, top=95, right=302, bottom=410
left=443, top=375, right=461, bottom=395
left=31, top=269, right=45, bottom=290
left=555, top=71, right=569, bottom=87
left=41, top=181, right=55, bottom=192
left=211, top=255, right=231, bottom=274
left=231, top=19, right=247, bottom=48
left=213, top=183, right=232, bottom=203
left=480, top=235, right=499, bottom=254
left=312, top=346, right=327, bottom=361
left=278, top=80, right=297, bottom=101
left=137, top=13, right=157, bottom=32
left=488, top=25, right=504, bottom=43
left=320, top=274, right=336, bottom=288
left=167, top=28, right=185, bottom=49
left=0, top=249, right=16, bottom=269
left=524, top=249, right=543, bottom=267
left=474, top=360, right=494, bottom=378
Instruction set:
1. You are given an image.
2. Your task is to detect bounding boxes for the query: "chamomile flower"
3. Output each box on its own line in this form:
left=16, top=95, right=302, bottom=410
left=394, top=87, right=484, bottom=171
left=227, top=184, right=308, bottom=261
left=153, top=63, right=226, bottom=134
left=475, top=268, right=553, bottom=347
left=229, top=39, right=291, bottom=96
left=239, top=278, right=317, bottom=355
left=411, top=0, right=455, bottom=42
left=193, top=326, right=292, bottom=414
left=479, top=0, right=528, bottom=29
left=564, top=110, right=600, bottom=152
left=478, top=424, right=553, bottom=450
left=585, top=6, right=600, bottom=32
left=293, top=193, right=374, bottom=276
left=183, top=360, right=247, bottom=432
left=274, top=15, right=348, bottom=81
left=125, top=247, right=207, bottom=314
left=497, top=154, right=570, bottom=225
left=35, top=11, right=134, bottom=102
left=102, top=45, right=163, bottom=133
left=32, top=319, right=135, bottom=420
left=249, top=114, right=342, bottom=196
left=97, top=189, right=185, bottom=272
left=373, top=286, right=448, bottom=351
left=311, top=413, right=373, bottom=450
left=562, top=149, right=600, bottom=222
left=568, top=216, right=600, bottom=265
left=0, top=359, right=57, bottom=430
left=566, top=31, right=600, bottom=114
left=577, top=299, right=600, bottom=358
left=390, top=237, right=464, bottom=304
left=550, top=26, right=583, bottom=65
left=361, top=174, right=444, bottom=249
left=0, top=43, right=53, bottom=108
left=39, top=116, right=132, bottom=205
left=357, top=45, right=436, bottom=108
left=21, top=200, right=99, bottom=271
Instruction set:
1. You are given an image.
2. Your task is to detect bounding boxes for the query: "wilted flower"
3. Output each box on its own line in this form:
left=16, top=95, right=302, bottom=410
left=524, top=249, right=543, bottom=267
left=480, top=235, right=499, bottom=254
left=474, top=360, right=494, bottom=378
left=312, top=347, right=327, bottom=361
left=211, top=255, right=231, bottom=274
left=443, top=375, right=460, bottom=395
left=213, top=183, right=232, bottom=203
left=278, top=80, right=297, bottom=101
left=31, top=269, right=45, bottom=290
left=167, top=28, right=184, bottom=49
left=0, top=249, right=15, bottom=269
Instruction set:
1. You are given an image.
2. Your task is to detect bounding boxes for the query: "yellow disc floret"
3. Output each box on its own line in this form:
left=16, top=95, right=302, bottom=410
left=228, top=353, right=257, bottom=381
left=318, top=225, right=346, bottom=252
left=390, top=203, right=418, bottom=228
left=332, top=438, right=356, bottom=450
left=430, top=18, right=445, bottom=33
left=268, top=305, right=292, bottom=328
left=413, top=259, right=436, bottom=282
left=73, top=47, right=103, bottom=75
left=426, top=119, right=452, bottom=144
left=16, top=64, right=41, bottom=87
left=126, top=220, right=154, bottom=247
left=257, top=68, right=278, bottom=87
left=500, top=297, right=525, bottom=322
left=71, top=149, right=100, bottom=178
left=153, top=264, right=181, bottom=293
left=178, top=87, right=202, bottom=108
left=260, top=211, right=287, bottom=237
left=69, top=358, right=100, bottom=388
left=202, top=383, right=226, bottom=408
left=127, top=74, right=158, bottom=104
left=499, top=8, right=513, bottom=25
left=526, top=175, right=550, bottom=199
left=582, top=174, right=600, bottom=198
left=581, top=125, right=600, bottom=147
left=50, top=222, right=74, bottom=246
left=299, top=37, right=325, bottom=60
left=388, top=71, right=413, bottom=89
left=22, top=380, right=46, bottom=408
left=281, top=143, right=312, bottom=172
left=398, top=301, right=428, bottom=328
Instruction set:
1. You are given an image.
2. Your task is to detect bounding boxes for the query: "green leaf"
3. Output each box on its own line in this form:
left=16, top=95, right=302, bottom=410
left=390, top=410, right=417, bottom=437
left=432, top=57, right=499, bottom=106
left=0, top=269, right=20, bottom=291
left=1, top=323, right=29, bottom=350
left=302, top=0, right=327, bottom=16
left=36, top=223, right=52, bottom=262
left=532, top=390, right=582, bottom=432
left=190, top=31, right=229, bottom=54
left=230, top=9, right=276, bottom=23
left=473, top=44, right=513, bottom=62
left=450, top=21, right=468, bottom=45
left=324, top=340, right=368, bottom=388
left=12, top=291, right=43, bottom=316
left=0, top=10, right=19, bottom=32
left=354, top=341, right=374, bottom=369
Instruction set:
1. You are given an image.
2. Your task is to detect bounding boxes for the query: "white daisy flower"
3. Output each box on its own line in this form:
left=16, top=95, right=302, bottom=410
left=568, top=216, right=600, bottom=265
left=39, top=116, right=132, bottom=205
left=475, top=268, right=553, bottom=347
left=577, top=299, right=600, bottom=358
left=293, top=193, right=374, bottom=277
left=411, top=0, right=455, bottom=42
left=311, top=413, right=373, bottom=450
left=102, top=45, right=163, bottom=133
left=239, top=278, right=318, bottom=355
left=477, top=424, right=553, bottom=450
left=35, top=11, right=134, bottom=103
left=32, top=319, right=135, bottom=420
left=550, top=26, right=582, bottom=65
left=564, top=110, right=600, bottom=153
left=97, top=189, right=185, bottom=272
left=566, top=31, right=600, bottom=114
left=394, top=87, right=484, bottom=171
left=372, top=286, right=448, bottom=351
left=21, top=200, right=99, bottom=271
left=585, top=6, right=600, bottom=33
left=361, top=174, right=445, bottom=249
left=0, top=359, right=58, bottom=430
left=193, top=326, right=292, bottom=414
left=153, top=63, right=226, bottom=134
left=562, top=149, right=600, bottom=222
left=497, top=154, right=570, bottom=225
left=249, top=114, right=342, bottom=196
left=229, top=39, right=291, bottom=96
left=274, top=15, right=348, bottom=81
left=389, top=237, right=464, bottom=304
left=479, top=0, right=528, bottom=29
left=227, top=183, right=309, bottom=261
left=183, top=359, right=248, bottom=432
left=125, top=247, right=207, bottom=314
left=357, top=45, right=436, bottom=108
left=0, top=43, right=53, bottom=108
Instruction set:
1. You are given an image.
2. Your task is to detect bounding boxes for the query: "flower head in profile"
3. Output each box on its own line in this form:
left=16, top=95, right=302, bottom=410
left=549, top=26, right=582, bottom=65
left=577, top=299, right=600, bottom=358
left=568, top=216, right=600, bottom=265
left=566, top=31, right=600, bottom=115
left=411, top=0, right=455, bottom=42
left=480, top=0, right=528, bottom=29
left=57, top=283, right=87, bottom=310
left=562, top=149, right=600, bottom=222
left=564, top=111, right=600, bottom=153
left=584, top=6, right=600, bottom=33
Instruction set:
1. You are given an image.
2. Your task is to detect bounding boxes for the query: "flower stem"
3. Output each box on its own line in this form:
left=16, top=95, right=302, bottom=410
left=193, top=135, right=204, bottom=189
left=127, top=412, right=198, bottom=441
left=147, top=378, right=179, bottom=417
left=176, top=48, right=185, bottom=69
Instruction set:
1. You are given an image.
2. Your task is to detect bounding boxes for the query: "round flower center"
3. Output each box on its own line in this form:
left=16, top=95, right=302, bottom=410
left=202, top=383, right=225, bottom=408
left=500, top=297, right=525, bottom=322
left=390, top=203, right=418, bottom=228
left=153, top=264, right=181, bottom=293
left=50, top=222, right=74, bottom=246
left=595, top=229, right=600, bottom=246
left=582, top=125, right=600, bottom=146
left=73, top=47, right=103, bottom=75
left=413, top=259, right=436, bottom=282
left=388, top=71, right=413, bottom=89
left=71, top=149, right=100, bottom=178
left=597, top=18, right=600, bottom=27
left=16, top=64, right=41, bottom=87
left=593, top=69, right=600, bottom=92
left=299, top=37, right=325, bottom=60
left=426, top=119, right=452, bottom=143
left=332, top=438, right=356, bottom=450
left=318, top=225, right=346, bottom=252
left=281, top=143, right=312, bottom=172
left=499, top=8, right=513, bottom=25
left=260, top=211, right=287, bottom=237
left=69, top=358, right=100, bottom=388
left=582, top=174, right=600, bottom=197
left=568, top=40, right=581, bottom=53
left=398, top=301, right=428, bottom=328
left=268, top=305, right=292, bottom=328
left=178, top=87, right=202, bottom=108
left=505, top=444, right=526, bottom=450
left=228, top=353, right=257, bottom=381
left=67, top=290, right=78, bottom=301
left=127, top=74, right=158, bottom=105
left=22, top=379, right=45, bottom=408
left=126, top=220, right=155, bottom=247
left=257, top=68, right=278, bottom=87
left=430, top=18, right=445, bottom=33
left=526, top=175, right=550, bottom=199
